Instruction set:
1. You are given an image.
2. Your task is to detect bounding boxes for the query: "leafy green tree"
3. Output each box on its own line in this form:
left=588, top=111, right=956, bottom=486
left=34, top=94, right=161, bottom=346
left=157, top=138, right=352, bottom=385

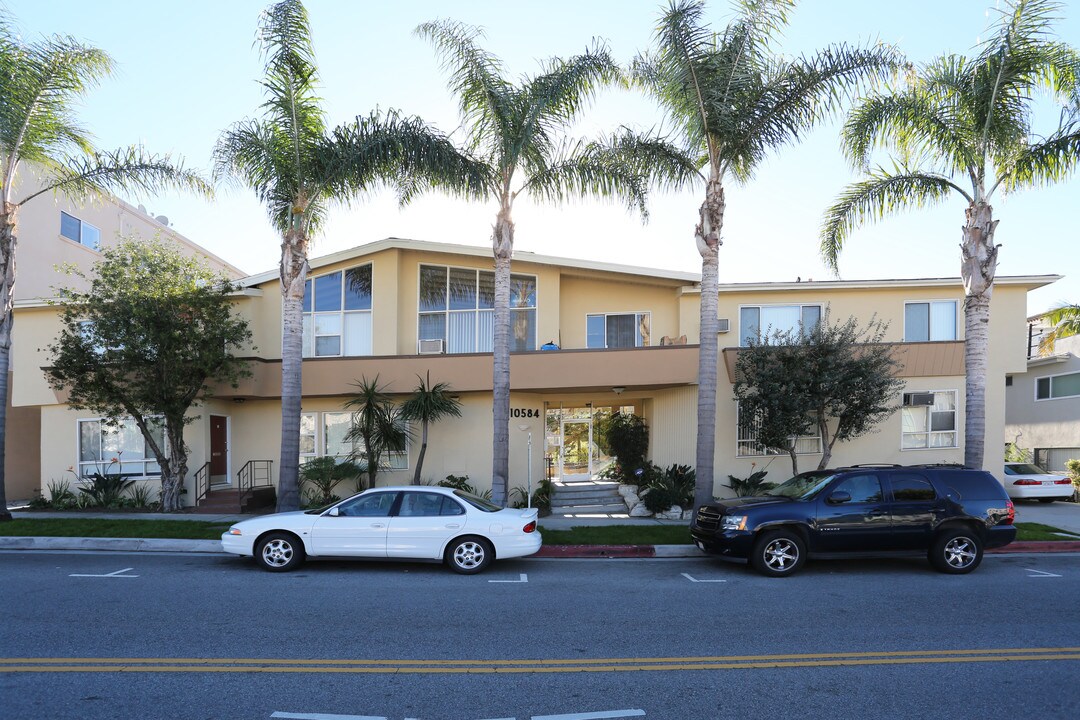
left=400, top=372, right=462, bottom=485
left=821, top=0, right=1080, bottom=470
left=633, top=0, right=899, bottom=509
left=45, top=239, right=252, bottom=512
left=215, top=1, right=487, bottom=512
left=734, top=314, right=905, bottom=474
left=0, top=11, right=210, bottom=520
left=1038, top=303, right=1080, bottom=354
left=417, top=19, right=655, bottom=505
left=343, top=376, right=409, bottom=490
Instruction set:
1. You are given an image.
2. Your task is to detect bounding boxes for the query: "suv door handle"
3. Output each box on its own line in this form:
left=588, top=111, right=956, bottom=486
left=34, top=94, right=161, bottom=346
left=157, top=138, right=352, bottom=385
left=868, top=510, right=888, bottom=517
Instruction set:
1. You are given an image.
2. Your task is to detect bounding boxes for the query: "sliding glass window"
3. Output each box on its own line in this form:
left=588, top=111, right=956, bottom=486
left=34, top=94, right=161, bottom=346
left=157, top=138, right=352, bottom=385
left=301, top=264, right=373, bottom=358
left=418, top=264, right=536, bottom=353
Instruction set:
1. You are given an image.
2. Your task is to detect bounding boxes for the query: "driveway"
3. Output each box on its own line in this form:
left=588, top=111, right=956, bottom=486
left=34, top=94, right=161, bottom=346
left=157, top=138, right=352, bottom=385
left=1014, top=500, right=1080, bottom=534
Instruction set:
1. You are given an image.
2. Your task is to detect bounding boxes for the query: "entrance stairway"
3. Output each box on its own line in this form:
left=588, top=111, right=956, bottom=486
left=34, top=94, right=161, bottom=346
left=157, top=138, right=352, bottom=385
left=191, top=486, right=276, bottom=514
left=549, top=478, right=626, bottom=516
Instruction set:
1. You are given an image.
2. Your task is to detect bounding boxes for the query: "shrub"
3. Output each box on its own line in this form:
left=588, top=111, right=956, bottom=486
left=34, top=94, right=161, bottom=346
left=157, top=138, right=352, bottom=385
left=301, top=457, right=363, bottom=505
left=642, top=484, right=678, bottom=514
left=46, top=479, right=77, bottom=507
left=438, top=474, right=494, bottom=501
left=725, top=469, right=775, bottom=497
left=128, top=483, right=159, bottom=509
left=511, top=477, right=554, bottom=514
left=663, top=464, right=696, bottom=508
left=77, top=467, right=137, bottom=508
left=601, top=412, right=649, bottom=483
left=1067, top=459, right=1080, bottom=501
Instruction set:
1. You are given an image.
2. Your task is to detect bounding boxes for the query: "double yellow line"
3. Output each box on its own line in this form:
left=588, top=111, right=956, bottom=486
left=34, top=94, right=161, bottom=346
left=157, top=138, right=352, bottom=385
left=1, top=648, right=1078, bottom=674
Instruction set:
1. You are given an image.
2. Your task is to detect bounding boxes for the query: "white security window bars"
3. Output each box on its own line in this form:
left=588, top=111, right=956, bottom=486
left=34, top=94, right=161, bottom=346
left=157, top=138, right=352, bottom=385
left=904, top=301, right=957, bottom=342
left=301, top=264, right=373, bottom=358
left=735, top=406, right=822, bottom=457
left=739, top=304, right=822, bottom=346
left=418, top=264, right=537, bottom=353
left=586, top=312, right=651, bottom=349
left=901, top=390, right=958, bottom=449
left=78, top=417, right=164, bottom=478
left=60, top=211, right=101, bottom=251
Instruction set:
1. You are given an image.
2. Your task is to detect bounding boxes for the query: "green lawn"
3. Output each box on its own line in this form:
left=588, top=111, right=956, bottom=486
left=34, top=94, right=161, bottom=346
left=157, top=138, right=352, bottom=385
left=1014, top=522, right=1080, bottom=542
left=0, top=518, right=232, bottom=540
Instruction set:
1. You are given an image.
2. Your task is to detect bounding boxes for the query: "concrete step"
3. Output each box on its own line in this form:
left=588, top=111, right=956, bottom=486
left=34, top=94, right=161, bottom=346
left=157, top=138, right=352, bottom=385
left=551, top=494, right=624, bottom=507
left=551, top=483, right=622, bottom=495
left=549, top=503, right=629, bottom=515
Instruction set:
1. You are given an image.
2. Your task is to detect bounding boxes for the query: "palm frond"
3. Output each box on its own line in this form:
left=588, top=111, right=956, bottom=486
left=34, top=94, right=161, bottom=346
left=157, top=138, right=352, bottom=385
left=415, top=19, right=515, bottom=157
left=597, top=127, right=703, bottom=193
left=999, top=121, right=1080, bottom=191
left=518, top=139, right=649, bottom=220
left=1038, top=303, right=1080, bottom=354
left=820, top=170, right=964, bottom=273
left=0, top=26, right=111, bottom=186
left=214, top=119, right=299, bottom=233
left=18, top=146, right=212, bottom=207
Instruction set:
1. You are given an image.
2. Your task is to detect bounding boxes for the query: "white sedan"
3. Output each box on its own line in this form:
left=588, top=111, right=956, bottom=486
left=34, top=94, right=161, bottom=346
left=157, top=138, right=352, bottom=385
left=1004, top=463, right=1075, bottom=503
left=221, top=486, right=542, bottom=574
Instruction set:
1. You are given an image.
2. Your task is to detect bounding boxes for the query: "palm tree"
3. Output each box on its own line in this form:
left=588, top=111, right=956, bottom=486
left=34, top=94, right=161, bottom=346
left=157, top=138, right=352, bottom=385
left=821, top=0, right=1080, bottom=470
left=344, top=376, right=409, bottom=490
left=1038, top=303, right=1080, bottom=354
left=215, top=1, right=487, bottom=512
left=400, top=371, right=463, bottom=485
left=416, top=19, right=654, bottom=506
left=0, top=11, right=210, bottom=521
left=633, top=0, right=899, bottom=509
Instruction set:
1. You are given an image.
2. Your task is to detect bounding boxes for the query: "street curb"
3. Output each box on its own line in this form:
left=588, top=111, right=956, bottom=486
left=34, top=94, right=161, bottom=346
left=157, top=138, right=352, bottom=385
left=0, top=537, right=1077, bottom=557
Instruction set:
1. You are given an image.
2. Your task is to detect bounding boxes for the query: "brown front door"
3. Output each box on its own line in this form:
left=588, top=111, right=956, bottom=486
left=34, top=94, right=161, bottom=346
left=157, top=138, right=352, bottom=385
left=210, top=415, right=228, bottom=479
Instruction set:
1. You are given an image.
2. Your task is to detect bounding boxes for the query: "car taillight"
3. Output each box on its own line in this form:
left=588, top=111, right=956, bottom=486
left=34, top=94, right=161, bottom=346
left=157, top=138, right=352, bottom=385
left=1005, top=499, right=1015, bottom=525
left=522, top=521, right=536, bottom=533
left=1054, top=478, right=1072, bottom=485
left=1013, top=480, right=1042, bottom=486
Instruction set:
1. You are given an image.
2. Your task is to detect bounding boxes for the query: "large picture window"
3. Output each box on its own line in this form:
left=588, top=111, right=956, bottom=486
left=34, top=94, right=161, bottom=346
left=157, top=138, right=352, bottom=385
left=901, top=390, right=957, bottom=449
left=739, top=304, right=821, bottom=346
left=301, top=264, right=373, bottom=358
left=1035, top=371, right=1080, bottom=401
left=586, top=312, right=651, bottom=349
left=904, top=301, right=957, bottom=342
left=318, top=411, right=408, bottom=470
left=418, top=264, right=536, bottom=353
left=78, top=417, right=164, bottom=478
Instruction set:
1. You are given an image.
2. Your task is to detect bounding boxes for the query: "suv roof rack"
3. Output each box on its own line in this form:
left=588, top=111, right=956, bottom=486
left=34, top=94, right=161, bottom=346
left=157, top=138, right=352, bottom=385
left=905, top=463, right=972, bottom=469
left=843, top=463, right=903, bottom=468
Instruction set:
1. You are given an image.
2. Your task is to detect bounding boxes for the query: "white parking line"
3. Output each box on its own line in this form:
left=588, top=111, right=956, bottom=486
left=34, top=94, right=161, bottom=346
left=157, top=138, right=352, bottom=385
left=681, top=572, right=725, bottom=583
left=271, top=713, right=386, bottom=720
left=488, top=573, right=528, bottom=583
left=69, top=567, right=139, bottom=578
left=533, top=711, right=646, bottom=720
left=1025, top=568, right=1063, bottom=578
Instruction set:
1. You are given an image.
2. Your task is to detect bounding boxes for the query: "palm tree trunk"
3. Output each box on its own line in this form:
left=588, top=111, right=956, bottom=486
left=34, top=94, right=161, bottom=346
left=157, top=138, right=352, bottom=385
left=0, top=204, right=19, bottom=521
left=491, top=203, right=514, bottom=506
left=693, top=175, right=724, bottom=511
left=413, top=418, right=429, bottom=485
left=278, top=227, right=309, bottom=512
left=960, top=200, right=999, bottom=471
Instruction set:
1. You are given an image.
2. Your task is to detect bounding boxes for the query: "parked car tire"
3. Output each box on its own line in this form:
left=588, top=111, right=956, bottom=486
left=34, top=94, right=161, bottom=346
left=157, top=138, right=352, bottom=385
left=256, top=532, right=305, bottom=572
left=445, top=536, right=494, bottom=575
left=929, top=528, right=983, bottom=574
left=750, top=529, right=806, bottom=577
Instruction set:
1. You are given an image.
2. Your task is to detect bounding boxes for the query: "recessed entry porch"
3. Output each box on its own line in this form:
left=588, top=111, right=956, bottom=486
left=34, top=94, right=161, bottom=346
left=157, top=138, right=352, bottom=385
left=545, top=402, right=634, bottom=517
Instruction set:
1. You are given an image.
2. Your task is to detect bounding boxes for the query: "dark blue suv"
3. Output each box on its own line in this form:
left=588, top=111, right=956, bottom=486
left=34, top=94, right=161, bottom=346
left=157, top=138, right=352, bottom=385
left=690, top=464, right=1016, bottom=577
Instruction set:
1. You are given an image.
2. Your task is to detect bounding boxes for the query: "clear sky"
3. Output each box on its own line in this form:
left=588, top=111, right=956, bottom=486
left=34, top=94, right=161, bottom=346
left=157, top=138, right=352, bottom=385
left=5, top=0, right=1079, bottom=314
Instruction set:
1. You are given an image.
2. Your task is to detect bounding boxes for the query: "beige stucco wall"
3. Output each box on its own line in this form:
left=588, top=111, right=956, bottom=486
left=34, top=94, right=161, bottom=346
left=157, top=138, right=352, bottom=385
left=558, top=276, right=683, bottom=348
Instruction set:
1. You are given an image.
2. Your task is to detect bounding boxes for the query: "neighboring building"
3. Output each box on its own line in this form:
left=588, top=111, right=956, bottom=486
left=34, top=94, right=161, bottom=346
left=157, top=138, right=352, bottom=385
left=1005, top=317, right=1080, bottom=473
left=4, top=168, right=242, bottom=502
left=12, top=237, right=1056, bottom=506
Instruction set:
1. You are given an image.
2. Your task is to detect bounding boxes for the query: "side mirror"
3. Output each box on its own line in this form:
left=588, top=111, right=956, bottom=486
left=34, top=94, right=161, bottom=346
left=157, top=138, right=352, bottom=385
left=827, top=491, right=852, bottom=505
left=327, top=507, right=340, bottom=517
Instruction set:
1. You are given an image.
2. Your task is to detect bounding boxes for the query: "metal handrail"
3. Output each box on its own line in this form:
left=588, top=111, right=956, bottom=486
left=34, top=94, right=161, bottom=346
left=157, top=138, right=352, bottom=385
left=194, top=462, right=211, bottom=505
left=237, top=460, right=274, bottom=513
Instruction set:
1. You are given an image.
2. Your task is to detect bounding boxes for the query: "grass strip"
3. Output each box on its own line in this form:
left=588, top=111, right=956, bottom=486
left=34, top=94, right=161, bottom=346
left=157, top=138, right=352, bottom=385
left=1014, top=522, right=1080, bottom=542
left=0, top=518, right=232, bottom=540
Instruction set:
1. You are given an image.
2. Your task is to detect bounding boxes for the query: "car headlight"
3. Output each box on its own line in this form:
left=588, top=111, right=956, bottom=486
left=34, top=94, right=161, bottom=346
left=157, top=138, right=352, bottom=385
left=721, top=515, right=747, bottom=531
left=227, top=527, right=242, bottom=536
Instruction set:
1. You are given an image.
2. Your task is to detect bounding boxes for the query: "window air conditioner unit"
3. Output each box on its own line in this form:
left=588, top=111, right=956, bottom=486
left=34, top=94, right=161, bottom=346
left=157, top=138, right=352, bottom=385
left=418, top=339, right=444, bottom=355
left=717, top=318, right=730, bottom=333
left=903, top=392, right=935, bottom=407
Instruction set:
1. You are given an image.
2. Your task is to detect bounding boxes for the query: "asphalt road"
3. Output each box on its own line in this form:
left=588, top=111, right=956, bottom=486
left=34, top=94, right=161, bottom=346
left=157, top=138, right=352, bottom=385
left=2, top=550, right=1078, bottom=720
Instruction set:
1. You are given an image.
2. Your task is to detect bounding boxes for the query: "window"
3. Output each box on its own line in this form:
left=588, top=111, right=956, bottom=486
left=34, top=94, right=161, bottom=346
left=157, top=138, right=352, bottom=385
left=338, top=491, right=398, bottom=517
left=321, top=410, right=408, bottom=470
left=299, top=413, right=317, bottom=460
left=904, top=301, right=957, bottom=342
left=586, top=312, right=651, bottom=349
left=301, top=264, right=372, bottom=358
left=418, top=264, right=536, bottom=353
left=1035, top=371, right=1080, bottom=401
left=739, top=304, right=821, bottom=345
left=60, top=211, right=101, bottom=251
left=78, top=417, right=164, bottom=478
left=398, top=492, right=465, bottom=517
left=736, top=405, right=822, bottom=457
left=901, top=390, right=957, bottom=449
left=832, top=474, right=883, bottom=503
left=889, top=474, right=936, bottom=501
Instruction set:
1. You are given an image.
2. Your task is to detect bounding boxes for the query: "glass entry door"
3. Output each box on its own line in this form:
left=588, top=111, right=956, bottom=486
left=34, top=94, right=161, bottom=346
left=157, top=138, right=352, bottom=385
left=560, top=418, right=594, bottom=481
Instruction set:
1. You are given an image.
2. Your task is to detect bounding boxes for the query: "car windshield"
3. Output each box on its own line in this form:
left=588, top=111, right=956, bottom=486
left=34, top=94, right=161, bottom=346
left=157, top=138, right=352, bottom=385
left=454, top=490, right=502, bottom=512
left=764, top=471, right=838, bottom=500
left=1005, top=463, right=1047, bottom=475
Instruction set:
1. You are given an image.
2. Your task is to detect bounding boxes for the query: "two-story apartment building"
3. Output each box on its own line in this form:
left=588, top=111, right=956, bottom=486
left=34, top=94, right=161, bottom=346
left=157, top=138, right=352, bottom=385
left=11, top=236, right=1056, bottom=506
left=5, top=167, right=242, bottom=502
